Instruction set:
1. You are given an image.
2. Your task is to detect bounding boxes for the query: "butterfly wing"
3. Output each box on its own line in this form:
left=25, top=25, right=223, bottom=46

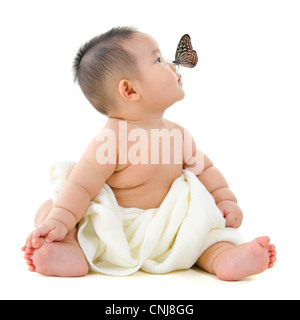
left=174, top=34, right=198, bottom=68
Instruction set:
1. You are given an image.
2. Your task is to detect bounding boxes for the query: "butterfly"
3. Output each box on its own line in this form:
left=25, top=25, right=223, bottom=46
left=173, top=34, right=198, bottom=68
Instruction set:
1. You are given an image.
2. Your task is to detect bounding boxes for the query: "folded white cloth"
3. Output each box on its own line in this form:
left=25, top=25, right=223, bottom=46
left=50, top=161, right=243, bottom=276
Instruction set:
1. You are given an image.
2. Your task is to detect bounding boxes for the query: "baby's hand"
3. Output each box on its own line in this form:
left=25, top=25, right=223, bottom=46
left=25, top=219, right=68, bottom=249
left=217, top=200, right=243, bottom=228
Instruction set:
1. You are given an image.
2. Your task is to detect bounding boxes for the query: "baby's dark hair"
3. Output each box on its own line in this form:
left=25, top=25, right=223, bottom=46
left=73, top=26, right=139, bottom=116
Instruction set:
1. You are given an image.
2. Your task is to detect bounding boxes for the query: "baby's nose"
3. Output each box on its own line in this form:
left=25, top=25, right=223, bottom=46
left=169, top=62, right=177, bottom=72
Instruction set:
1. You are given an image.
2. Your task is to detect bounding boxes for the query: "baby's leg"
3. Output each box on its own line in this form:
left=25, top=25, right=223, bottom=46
left=23, top=199, right=89, bottom=277
left=196, top=236, right=277, bottom=281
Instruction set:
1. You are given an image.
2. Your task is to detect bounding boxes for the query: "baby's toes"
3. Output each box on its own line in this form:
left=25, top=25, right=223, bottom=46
left=269, top=244, right=276, bottom=251
left=268, top=244, right=277, bottom=268
left=269, top=245, right=276, bottom=256
left=24, top=250, right=35, bottom=270
left=269, top=250, right=277, bottom=259
left=28, top=265, right=36, bottom=272
left=24, top=251, right=33, bottom=259
left=26, top=258, right=34, bottom=266
left=25, top=246, right=35, bottom=254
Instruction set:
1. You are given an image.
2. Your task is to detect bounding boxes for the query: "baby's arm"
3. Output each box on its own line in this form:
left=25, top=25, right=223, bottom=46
left=197, top=154, right=243, bottom=228
left=30, top=129, right=117, bottom=246
left=182, top=129, right=242, bottom=228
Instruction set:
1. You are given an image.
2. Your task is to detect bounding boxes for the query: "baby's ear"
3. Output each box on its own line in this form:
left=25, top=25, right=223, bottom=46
left=118, top=79, right=140, bottom=102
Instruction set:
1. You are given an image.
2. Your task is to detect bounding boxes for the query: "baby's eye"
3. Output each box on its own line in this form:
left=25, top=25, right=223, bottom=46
left=156, top=57, right=162, bottom=64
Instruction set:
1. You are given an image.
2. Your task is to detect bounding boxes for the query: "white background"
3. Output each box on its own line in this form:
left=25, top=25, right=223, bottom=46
left=0, top=0, right=299, bottom=300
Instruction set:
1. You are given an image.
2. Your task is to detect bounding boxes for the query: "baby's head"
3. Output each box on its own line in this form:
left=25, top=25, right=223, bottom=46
left=73, top=27, right=184, bottom=119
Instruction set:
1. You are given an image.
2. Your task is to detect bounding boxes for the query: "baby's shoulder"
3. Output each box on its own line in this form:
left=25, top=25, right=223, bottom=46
left=164, top=119, right=194, bottom=141
left=164, top=119, right=184, bottom=132
left=86, top=118, right=120, bottom=153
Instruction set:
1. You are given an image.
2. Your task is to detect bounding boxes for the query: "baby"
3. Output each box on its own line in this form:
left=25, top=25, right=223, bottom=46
left=22, top=27, right=276, bottom=280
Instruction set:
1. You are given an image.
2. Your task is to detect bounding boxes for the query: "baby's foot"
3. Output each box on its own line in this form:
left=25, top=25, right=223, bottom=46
left=22, top=228, right=89, bottom=277
left=214, top=236, right=277, bottom=281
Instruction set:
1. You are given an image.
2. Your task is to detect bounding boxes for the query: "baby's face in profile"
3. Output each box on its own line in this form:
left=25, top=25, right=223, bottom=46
left=123, top=33, right=185, bottom=114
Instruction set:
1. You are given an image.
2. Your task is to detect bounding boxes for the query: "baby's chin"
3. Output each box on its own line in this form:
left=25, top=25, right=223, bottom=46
left=177, top=88, right=185, bottom=101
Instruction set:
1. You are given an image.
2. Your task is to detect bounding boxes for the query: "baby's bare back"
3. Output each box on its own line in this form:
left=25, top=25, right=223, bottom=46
left=104, top=118, right=188, bottom=209
left=107, top=163, right=183, bottom=209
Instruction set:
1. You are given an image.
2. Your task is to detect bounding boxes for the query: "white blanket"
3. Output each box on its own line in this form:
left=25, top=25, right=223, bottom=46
left=51, top=161, right=243, bottom=276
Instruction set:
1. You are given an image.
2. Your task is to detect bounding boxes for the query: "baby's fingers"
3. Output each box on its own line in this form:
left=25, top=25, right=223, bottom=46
left=44, top=225, right=67, bottom=243
left=31, top=226, right=51, bottom=248
left=225, top=213, right=242, bottom=228
left=23, top=231, right=37, bottom=251
left=24, top=232, right=34, bottom=249
left=224, top=212, right=236, bottom=228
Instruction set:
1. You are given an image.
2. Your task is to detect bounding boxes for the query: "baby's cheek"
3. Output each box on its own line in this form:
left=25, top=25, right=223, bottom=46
left=162, top=76, right=179, bottom=94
